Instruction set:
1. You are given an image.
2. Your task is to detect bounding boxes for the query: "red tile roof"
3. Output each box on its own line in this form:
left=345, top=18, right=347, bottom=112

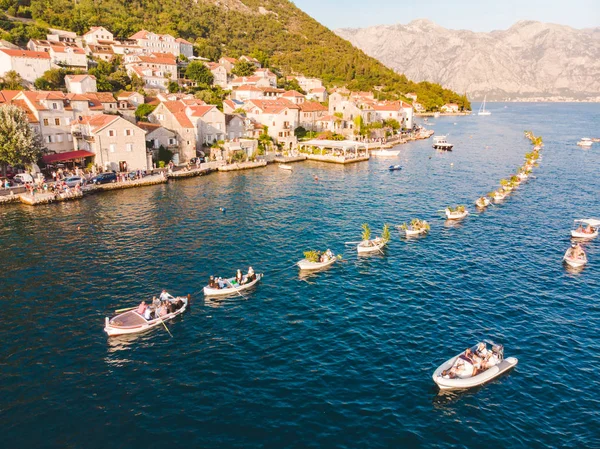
left=66, top=74, right=97, bottom=82
left=299, top=102, right=327, bottom=112
left=282, top=90, right=305, bottom=98
left=0, top=48, right=50, bottom=59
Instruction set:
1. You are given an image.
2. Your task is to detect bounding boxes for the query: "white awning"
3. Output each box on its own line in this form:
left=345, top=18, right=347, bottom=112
left=575, top=219, right=600, bottom=226
left=301, top=139, right=367, bottom=150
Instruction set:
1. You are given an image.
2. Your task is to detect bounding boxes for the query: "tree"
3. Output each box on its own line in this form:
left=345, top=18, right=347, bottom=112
left=34, top=68, right=67, bottom=90
left=258, top=126, right=272, bottom=154
left=1, top=70, right=24, bottom=90
left=0, top=104, right=44, bottom=173
left=185, top=61, right=214, bottom=85
left=135, top=104, right=156, bottom=121
left=168, top=81, right=180, bottom=93
left=231, top=61, right=256, bottom=77
left=383, top=118, right=400, bottom=130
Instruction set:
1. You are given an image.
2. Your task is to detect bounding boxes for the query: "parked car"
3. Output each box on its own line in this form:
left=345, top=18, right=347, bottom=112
left=89, top=172, right=117, bottom=185
left=64, top=176, right=85, bottom=187
left=189, top=157, right=206, bottom=164
left=13, top=173, right=34, bottom=184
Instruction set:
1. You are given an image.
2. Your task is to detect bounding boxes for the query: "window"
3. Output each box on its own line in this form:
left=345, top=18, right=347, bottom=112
left=52, top=103, right=58, bottom=110
left=56, top=134, right=63, bottom=143
left=65, top=117, right=71, bottom=125
left=43, top=119, right=49, bottom=126
left=109, top=144, right=116, bottom=153
left=126, top=143, right=133, bottom=152
left=55, top=118, right=60, bottom=126
left=67, top=134, right=73, bottom=142
left=46, top=135, right=52, bottom=143
left=125, top=129, right=132, bottom=136
left=108, top=129, right=115, bottom=137
left=168, top=138, right=176, bottom=145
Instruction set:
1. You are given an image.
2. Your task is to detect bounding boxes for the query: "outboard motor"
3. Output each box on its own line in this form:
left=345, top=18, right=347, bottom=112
left=492, top=344, right=504, bottom=361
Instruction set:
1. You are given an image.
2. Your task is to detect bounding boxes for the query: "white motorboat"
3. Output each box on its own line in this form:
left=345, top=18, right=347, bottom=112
left=297, top=256, right=337, bottom=271
left=433, top=344, right=518, bottom=391
left=203, top=273, right=263, bottom=297
left=475, top=197, right=490, bottom=208
left=433, top=135, right=453, bottom=151
left=577, top=138, right=593, bottom=147
left=563, top=245, right=587, bottom=268
left=104, top=296, right=189, bottom=337
left=445, top=208, right=468, bottom=220
left=371, top=149, right=400, bottom=157
left=357, top=238, right=387, bottom=254
left=279, top=164, right=293, bottom=170
left=571, top=219, right=600, bottom=239
left=477, top=95, right=492, bottom=116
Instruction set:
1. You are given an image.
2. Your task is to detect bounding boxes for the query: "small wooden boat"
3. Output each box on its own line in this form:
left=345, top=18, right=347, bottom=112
left=493, top=191, right=507, bottom=201
left=563, top=246, right=587, bottom=268
left=398, top=219, right=429, bottom=237
left=517, top=172, right=529, bottom=181
left=297, top=256, right=337, bottom=271
left=571, top=219, right=600, bottom=239
left=433, top=344, right=518, bottom=391
left=104, top=296, right=189, bottom=337
left=445, top=208, right=468, bottom=220
left=388, top=165, right=402, bottom=171
left=475, top=197, right=490, bottom=208
left=203, top=273, right=263, bottom=297
left=357, top=238, right=387, bottom=254
left=371, top=149, right=400, bottom=157
left=279, top=164, right=293, bottom=171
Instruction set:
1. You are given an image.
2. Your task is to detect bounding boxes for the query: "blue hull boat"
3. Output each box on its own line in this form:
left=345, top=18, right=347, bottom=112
left=389, top=165, right=402, bottom=171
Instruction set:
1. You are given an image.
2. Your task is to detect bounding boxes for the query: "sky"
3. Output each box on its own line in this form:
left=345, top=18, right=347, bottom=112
left=293, top=0, right=600, bottom=31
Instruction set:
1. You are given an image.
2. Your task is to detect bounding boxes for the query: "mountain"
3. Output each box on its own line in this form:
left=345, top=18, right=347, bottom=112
left=0, top=1, right=469, bottom=109
left=335, top=19, right=600, bottom=101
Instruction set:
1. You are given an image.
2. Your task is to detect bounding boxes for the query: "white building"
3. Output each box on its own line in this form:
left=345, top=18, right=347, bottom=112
left=65, top=74, right=98, bottom=94
left=0, top=48, right=51, bottom=83
left=83, top=26, right=114, bottom=45
left=129, top=30, right=193, bottom=58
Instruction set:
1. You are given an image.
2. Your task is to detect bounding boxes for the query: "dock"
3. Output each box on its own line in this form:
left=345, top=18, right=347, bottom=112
left=218, top=161, right=267, bottom=172
left=85, top=173, right=167, bottom=193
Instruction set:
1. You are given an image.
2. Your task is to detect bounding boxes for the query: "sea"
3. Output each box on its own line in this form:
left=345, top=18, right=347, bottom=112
left=1, top=102, right=599, bottom=448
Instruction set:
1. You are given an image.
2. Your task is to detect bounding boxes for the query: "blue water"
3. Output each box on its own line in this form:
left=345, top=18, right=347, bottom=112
left=1, top=103, right=599, bottom=448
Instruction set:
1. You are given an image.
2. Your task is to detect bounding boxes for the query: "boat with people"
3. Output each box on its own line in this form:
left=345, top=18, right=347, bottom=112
left=398, top=218, right=430, bottom=237
left=203, top=268, right=263, bottom=297
left=371, top=149, right=400, bottom=157
left=432, top=342, right=518, bottom=390
left=388, top=165, right=402, bottom=171
left=104, top=292, right=189, bottom=337
left=571, top=219, right=600, bottom=239
left=517, top=171, right=529, bottom=181
left=475, top=196, right=490, bottom=208
left=563, top=244, right=587, bottom=268
left=477, top=95, right=492, bottom=116
left=445, top=205, right=468, bottom=220
left=577, top=138, right=593, bottom=148
left=278, top=164, right=293, bottom=170
left=492, top=190, right=507, bottom=201
left=357, top=223, right=390, bottom=254
left=432, top=135, right=453, bottom=151
left=297, top=249, right=338, bottom=271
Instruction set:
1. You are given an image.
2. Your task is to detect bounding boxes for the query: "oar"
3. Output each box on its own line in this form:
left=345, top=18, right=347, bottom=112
left=157, top=315, right=173, bottom=338
left=226, top=280, right=249, bottom=300
left=115, top=306, right=136, bottom=313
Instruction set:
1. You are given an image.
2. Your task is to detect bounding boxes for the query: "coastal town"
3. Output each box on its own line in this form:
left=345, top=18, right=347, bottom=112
left=0, top=24, right=462, bottom=206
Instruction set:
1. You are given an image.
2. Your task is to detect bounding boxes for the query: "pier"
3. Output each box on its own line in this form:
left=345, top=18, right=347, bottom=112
left=300, top=140, right=369, bottom=164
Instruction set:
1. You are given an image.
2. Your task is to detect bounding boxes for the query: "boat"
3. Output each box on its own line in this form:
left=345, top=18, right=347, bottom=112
left=432, top=135, right=453, bottom=151
left=592, top=138, right=600, bottom=143
left=398, top=219, right=429, bottom=237
left=477, top=95, right=492, bottom=116
left=475, top=197, right=490, bottom=208
left=278, top=164, right=293, bottom=170
left=104, top=295, right=189, bottom=337
left=371, top=148, right=400, bottom=157
left=357, top=237, right=387, bottom=254
left=571, top=219, right=600, bottom=239
left=388, top=165, right=402, bottom=171
left=297, top=250, right=337, bottom=271
left=517, top=172, right=529, bottom=181
left=432, top=343, right=518, bottom=391
left=493, top=191, right=507, bottom=201
left=445, top=207, right=468, bottom=220
left=203, top=273, right=263, bottom=297
left=563, top=245, right=587, bottom=268
left=577, top=138, right=593, bottom=148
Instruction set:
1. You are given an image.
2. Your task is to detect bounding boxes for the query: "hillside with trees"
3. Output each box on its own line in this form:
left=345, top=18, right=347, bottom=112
left=0, top=0, right=470, bottom=110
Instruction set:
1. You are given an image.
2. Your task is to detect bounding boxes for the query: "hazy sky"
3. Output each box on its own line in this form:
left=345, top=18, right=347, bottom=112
left=293, top=0, right=599, bottom=31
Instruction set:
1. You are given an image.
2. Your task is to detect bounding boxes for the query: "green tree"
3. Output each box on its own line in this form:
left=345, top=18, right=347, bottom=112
left=258, top=126, right=272, bottom=154
left=0, top=104, right=44, bottom=173
left=185, top=61, right=214, bottom=85
left=231, top=61, right=256, bottom=77
left=135, top=104, right=156, bottom=121
left=1, top=70, right=24, bottom=90
left=383, top=118, right=400, bottom=130
left=168, top=81, right=180, bottom=93
left=34, top=68, right=67, bottom=90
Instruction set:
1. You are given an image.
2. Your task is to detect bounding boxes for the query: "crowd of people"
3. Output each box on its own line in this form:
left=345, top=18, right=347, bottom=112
left=208, top=267, right=256, bottom=289
left=136, top=290, right=185, bottom=321
left=575, top=224, right=596, bottom=235
left=441, top=343, right=502, bottom=379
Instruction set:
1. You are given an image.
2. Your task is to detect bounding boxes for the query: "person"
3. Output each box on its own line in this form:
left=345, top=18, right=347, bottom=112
left=159, top=289, right=173, bottom=302
left=137, top=301, right=147, bottom=315
left=218, top=277, right=225, bottom=289
left=236, top=269, right=243, bottom=284
left=208, top=275, right=216, bottom=288
left=585, top=224, right=594, bottom=234
left=573, top=243, right=585, bottom=259
left=247, top=267, right=256, bottom=283
left=144, top=307, right=153, bottom=320
left=576, top=224, right=585, bottom=233
left=475, top=342, right=489, bottom=360
left=152, top=296, right=161, bottom=309
left=157, top=302, right=168, bottom=317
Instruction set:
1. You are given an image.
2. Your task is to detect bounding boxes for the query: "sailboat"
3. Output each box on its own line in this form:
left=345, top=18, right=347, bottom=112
left=478, top=95, right=491, bottom=116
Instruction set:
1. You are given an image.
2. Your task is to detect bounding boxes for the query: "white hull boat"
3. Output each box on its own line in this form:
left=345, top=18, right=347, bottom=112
left=279, top=164, right=293, bottom=170
left=571, top=230, right=598, bottom=239
left=475, top=197, right=490, bottom=208
left=357, top=238, right=387, bottom=254
left=477, top=95, right=492, bottom=116
left=371, top=149, right=400, bottom=157
left=104, top=296, right=189, bottom=337
left=297, top=257, right=336, bottom=271
left=433, top=350, right=518, bottom=391
left=571, top=219, right=600, bottom=239
left=404, top=227, right=428, bottom=237
left=563, top=248, right=587, bottom=268
left=445, top=209, right=468, bottom=220
left=517, top=173, right=528, bottom=181
left=203, top=273, right=263, bottom=297
left=493, top=192, right=507, bottom=201
left=577, top=138, right=592, bottom=147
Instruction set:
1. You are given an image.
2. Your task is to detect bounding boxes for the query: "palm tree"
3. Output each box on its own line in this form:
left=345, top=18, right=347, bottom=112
left=361, top=223, right=371, bottom=241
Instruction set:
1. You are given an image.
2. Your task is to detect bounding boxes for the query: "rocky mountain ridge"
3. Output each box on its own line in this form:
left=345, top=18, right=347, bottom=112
left=335, top=20, right=600, bottom=101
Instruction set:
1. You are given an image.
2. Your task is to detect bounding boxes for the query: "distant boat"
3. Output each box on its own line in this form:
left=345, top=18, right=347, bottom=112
left=577, top=138, right=592, bottom=148
left=432, top=135, right=453, bottom=151
left=371, top=149, right=400, bottom=157
left=478, top=95, right=491, bottom=116
left=388, top=165, right=402, bottom=171
left=278, top=164, right=293, bottom=170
